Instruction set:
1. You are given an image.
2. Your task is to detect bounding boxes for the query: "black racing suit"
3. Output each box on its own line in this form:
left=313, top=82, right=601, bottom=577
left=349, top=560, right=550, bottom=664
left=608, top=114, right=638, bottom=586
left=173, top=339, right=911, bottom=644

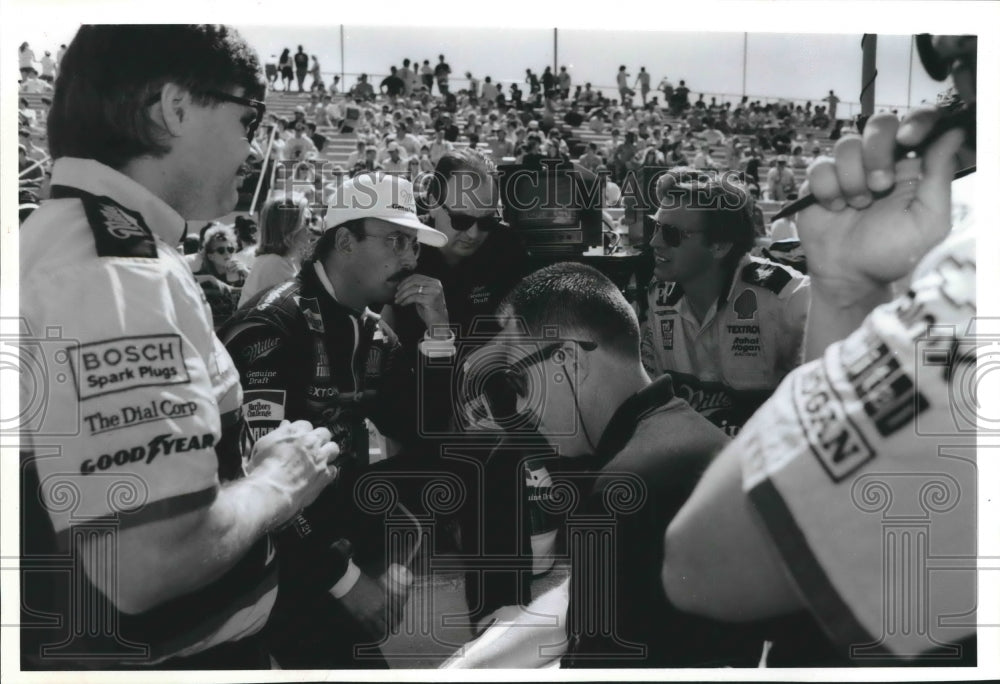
left=389, top=223, right=546, bottom=625
left=218, top=261, right=451, bottom=668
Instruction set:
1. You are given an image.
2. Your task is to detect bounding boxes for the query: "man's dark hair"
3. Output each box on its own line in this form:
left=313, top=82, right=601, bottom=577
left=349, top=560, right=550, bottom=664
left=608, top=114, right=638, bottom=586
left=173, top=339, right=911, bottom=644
left=234, top=215, right=257, bottom=244
left=655, top=167, right=756, bottom=270
left=498, top=262, right=640, bottom=362
left=182, top=233, right=202, bottom=254
left=49, top=25, right=264, bottom=169
left=309, top=218, right=366, bottom=265
left=425, top=148, right=496, bottom=210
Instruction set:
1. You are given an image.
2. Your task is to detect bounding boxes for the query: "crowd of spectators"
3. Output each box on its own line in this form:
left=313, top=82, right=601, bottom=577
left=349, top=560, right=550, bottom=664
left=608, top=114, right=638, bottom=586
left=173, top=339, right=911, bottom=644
left=238, top=51, right=855, bottom=222
left=17, top=25, right=979, bottom=673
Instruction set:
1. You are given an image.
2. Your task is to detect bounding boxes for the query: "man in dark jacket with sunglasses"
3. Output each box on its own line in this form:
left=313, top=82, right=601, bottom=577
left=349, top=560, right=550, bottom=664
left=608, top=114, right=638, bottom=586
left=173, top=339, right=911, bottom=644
left=386, top=148, right=537, bottom=628
left=640, top=167, right=809, bottom=436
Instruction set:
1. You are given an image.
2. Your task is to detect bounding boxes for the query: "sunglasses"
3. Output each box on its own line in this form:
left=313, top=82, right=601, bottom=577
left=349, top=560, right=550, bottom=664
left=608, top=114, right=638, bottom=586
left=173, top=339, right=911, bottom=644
left=204, top=90, right=267, bottom=142
left=212, top=245, right=236, bottom=255
left=492, top=339, right=598, bottom=402
left=653, top=222, right=703, bottom=248
left=443, top=206, right=504, bottom=232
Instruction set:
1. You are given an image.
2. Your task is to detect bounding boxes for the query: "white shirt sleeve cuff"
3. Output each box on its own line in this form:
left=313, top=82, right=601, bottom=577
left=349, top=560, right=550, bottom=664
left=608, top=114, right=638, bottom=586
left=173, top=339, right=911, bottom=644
left=329, top=559, right=361, bottom=599
left=419, top=329, right=457, bottom=358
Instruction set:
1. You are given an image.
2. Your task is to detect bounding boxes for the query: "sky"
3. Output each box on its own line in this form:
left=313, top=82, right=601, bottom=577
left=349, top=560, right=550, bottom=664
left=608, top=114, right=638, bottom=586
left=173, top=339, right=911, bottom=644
left=9, top=15, right=952, bottom=117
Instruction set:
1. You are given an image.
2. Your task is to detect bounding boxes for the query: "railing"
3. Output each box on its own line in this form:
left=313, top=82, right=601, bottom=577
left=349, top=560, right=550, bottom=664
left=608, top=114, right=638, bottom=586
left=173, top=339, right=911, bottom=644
left=268, top=72, right=919, bottom=121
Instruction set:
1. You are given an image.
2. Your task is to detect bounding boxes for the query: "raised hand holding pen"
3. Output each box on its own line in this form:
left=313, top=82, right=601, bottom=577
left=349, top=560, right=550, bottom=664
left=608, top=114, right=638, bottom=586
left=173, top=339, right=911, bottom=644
left=796, top=108, right=966, bottom=360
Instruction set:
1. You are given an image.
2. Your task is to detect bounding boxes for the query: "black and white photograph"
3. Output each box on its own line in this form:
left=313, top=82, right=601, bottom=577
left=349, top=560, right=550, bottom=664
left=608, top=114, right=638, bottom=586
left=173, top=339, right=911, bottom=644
left=2, top=0, right=998, bottom=679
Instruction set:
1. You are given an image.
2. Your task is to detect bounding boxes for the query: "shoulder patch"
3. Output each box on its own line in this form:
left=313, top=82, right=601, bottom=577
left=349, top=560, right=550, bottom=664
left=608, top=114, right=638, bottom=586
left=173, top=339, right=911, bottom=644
left=741, top=261, right=792, bottom=295
left=79, top=193, right=157, bottom=259
left=649, top=279, right=685, bottom=307
left=295, top=296, right=326, bottom=334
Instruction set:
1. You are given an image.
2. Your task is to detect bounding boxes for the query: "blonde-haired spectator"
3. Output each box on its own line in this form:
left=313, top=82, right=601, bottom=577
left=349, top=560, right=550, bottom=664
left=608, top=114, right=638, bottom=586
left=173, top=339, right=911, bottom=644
left=238, top=193, right=319, bottom=307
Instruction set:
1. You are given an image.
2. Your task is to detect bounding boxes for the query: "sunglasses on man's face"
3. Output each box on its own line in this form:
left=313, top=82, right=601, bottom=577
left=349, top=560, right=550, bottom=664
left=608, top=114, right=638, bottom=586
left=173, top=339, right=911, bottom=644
left=204, top=90, right=267, bottom=142
left=494, top=339, right=598, bottom=401
left=653, top=221, right=703, bottom=248
left=211, top=245, right=236, bottom=255
left=443, top=206, right=504, bottom=232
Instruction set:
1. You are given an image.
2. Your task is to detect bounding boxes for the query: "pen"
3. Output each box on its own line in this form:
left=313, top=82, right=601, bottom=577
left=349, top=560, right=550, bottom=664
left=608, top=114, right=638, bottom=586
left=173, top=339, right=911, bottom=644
left=769, top=106, right=975, bottom=222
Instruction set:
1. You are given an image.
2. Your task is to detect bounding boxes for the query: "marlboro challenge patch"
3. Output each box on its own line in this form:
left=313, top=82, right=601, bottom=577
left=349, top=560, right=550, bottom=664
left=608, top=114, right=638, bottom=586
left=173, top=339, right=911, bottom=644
left=243, top=390, right=286, bottom=442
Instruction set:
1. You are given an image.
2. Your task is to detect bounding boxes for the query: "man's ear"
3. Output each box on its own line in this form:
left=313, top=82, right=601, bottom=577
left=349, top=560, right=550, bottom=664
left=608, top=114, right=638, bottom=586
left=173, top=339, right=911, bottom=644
left=334, top=226, right=354, bottom=253
left=554, top=341, right=591, bottom=383
left=155, top=83, right=189, bottom=138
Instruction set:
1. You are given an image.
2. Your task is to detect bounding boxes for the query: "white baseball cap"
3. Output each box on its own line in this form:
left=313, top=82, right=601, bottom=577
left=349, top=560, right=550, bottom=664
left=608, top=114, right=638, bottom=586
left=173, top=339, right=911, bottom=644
left=325, top=173, right=448, bottom=247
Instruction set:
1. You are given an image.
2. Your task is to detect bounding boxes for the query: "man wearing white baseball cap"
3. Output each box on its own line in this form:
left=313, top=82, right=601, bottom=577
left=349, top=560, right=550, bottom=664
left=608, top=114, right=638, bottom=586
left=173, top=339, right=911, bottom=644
left=219, top=172, right=456, bottom=668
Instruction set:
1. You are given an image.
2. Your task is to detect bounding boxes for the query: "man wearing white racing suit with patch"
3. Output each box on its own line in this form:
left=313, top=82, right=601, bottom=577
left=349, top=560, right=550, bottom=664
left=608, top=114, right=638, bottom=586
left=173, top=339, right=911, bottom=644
left=641, top=168, right=810, bottom=435
left=663, top=34, right=979, bottom=665
left=19, top=25, right=338, bottom=669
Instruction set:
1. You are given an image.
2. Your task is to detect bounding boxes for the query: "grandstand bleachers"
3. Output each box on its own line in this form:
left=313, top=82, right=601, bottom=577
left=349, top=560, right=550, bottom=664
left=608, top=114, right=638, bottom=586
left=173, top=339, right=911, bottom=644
left=20, top=87, right=839, bottom=226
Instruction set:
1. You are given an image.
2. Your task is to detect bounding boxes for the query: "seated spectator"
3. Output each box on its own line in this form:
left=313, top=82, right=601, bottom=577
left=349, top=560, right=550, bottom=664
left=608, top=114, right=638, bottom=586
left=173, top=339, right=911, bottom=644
left=787, top=145, right=807, bottom=168
left=20, top=68, right=53, bottom=93
left=416, top=144, right=435, bottom=173
left=345, top=139, right=367, bottom=169
left=490, top=128, right=516, bottom=161
left=239, top=194, right=318, bottom=307
left=307, top=122, right=327, bottom=152
left=600, top=128, right=622, bottom=159
left=543, top=129, right=569, bottom=160
left=395, top=124, right=423, bottom=157
left=428, top=127, right=454, bottom=163
left=640, top=146, right=663, bottom=168
left=193, top=223, right=249, bottom=329
left=691, top=144, right=717, bottom=169
left=351, top=145, right=383, bottom=176
left=563, top=103, right=583, bottom=127
left=765, top=156, right=796, bottom=200
left=577, top=142, right=603, bottom=173
left=382, top=142, right=410, bottom=174
left=438, top=113, right=460, bottom=142
left=811, top=106, right=830, bottom=129
left=290, top=162, right=317, bottom=203
left=588, top=111, right=607, bottom=134
left=701, top=125, right=726, bottom=146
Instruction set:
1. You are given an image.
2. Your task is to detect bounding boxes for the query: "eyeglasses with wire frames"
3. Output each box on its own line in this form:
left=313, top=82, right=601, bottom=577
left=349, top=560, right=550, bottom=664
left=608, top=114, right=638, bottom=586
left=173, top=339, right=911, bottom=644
left=363, top=230, right=421, bottom=257
left=145, top=89, right=266, bottom=143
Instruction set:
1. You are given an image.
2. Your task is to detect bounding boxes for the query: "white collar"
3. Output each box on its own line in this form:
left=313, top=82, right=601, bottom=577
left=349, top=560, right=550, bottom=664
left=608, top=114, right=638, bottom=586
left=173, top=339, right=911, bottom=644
left=312, top=261, right=377, bottom=320
left=50, top=158, right=187, bottom=246
left=313, top=260, right=339, bottom=301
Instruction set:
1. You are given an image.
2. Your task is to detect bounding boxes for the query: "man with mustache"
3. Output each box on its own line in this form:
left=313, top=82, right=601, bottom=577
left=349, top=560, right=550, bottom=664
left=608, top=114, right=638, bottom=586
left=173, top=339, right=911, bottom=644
left=219, top=173, right=455, bottom=668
